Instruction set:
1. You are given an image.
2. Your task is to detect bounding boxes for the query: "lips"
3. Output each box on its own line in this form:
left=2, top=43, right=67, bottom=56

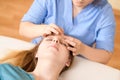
left=48, top=44, right=59, bottom=51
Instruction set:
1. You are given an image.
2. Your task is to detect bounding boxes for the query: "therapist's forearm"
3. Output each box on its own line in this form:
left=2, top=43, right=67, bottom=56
left=79, top=43, right=112, bottom=64
left=19, top=22, right=46, bottom=39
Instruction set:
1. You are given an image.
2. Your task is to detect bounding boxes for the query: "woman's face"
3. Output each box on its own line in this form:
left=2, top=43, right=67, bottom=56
left=37, top=35, right=70, bottom=66
left=72, top=0, right=94, bottom=8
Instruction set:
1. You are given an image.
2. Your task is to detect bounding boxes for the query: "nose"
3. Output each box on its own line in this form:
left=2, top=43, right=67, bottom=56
left=52, top=38, right=59, bottom=43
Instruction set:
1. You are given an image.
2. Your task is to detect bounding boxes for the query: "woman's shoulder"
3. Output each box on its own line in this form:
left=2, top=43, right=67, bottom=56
left=0, top=63, right=14, bottom=69
left=0, top=63, right=35, bottom=80
left=0, top=63, right=24, bottom=73
left=0, top=63, right=18, bottom=72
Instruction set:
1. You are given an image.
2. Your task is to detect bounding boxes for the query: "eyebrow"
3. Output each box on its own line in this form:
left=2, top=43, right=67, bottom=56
left=47, top=36, right=53, bottom=38
left=44, top=36, right=69, bottom=46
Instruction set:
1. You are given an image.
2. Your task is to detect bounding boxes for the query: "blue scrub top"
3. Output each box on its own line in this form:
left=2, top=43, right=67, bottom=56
left=21, top=0, right=116, bottom=52
left=0, top=63, right=34, bottom=80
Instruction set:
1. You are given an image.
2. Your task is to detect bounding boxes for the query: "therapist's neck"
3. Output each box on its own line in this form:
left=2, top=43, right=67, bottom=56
left=73, top=2, right=87, bottom=10
left=32, top=59, right=64, bottom=80
left=73, top=5, right=84, bottom=18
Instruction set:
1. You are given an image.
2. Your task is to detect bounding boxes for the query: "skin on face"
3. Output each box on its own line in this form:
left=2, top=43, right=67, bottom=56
left=72, top=0, right=94, bottom=8
left=36, top=35, right=70, bottom=66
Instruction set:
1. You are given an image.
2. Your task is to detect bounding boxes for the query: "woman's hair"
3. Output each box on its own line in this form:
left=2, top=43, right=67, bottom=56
left=0, top=42, right=40, bottom=72
left=0, top=41, right=74, bottom=74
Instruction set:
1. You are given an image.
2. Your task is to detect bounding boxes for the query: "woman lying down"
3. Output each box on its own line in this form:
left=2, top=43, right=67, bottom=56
left=0, top=35, right=74, bottom=80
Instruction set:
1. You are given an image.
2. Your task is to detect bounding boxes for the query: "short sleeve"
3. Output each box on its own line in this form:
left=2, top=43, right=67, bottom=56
left=96, top=3, right=116, bottom=52
left=21, top=0, right=47, bottom=24
left=0, top=64, right=34, bottom=80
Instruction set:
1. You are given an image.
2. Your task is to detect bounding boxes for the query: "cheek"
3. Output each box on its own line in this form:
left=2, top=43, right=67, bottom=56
left=60, top=47, right=69, bottom=59
left=37, top=43, right=49, bottom=55
left=39, top=42, right=49, bottom=49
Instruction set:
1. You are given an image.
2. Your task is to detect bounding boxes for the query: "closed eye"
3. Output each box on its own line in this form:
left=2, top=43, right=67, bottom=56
left=44, top=37, right=68, bottom=47
left=45, top=38, right=52, bottom=41
left=60, top=41, right=68, bottom=47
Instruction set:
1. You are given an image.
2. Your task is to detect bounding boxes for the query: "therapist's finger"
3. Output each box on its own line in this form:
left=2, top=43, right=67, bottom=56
left=64, top=35, right=74, bottom=41
left=49, top=24, right=64, bottom=35
left=65, top=39, right=76, bottom=47
left=43, top=30, right=52, bottom=37
left=67, top=46, right=77, bottom=55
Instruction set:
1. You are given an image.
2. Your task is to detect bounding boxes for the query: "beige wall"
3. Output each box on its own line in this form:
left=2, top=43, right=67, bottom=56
left=108, top=0, right=120, bottom=10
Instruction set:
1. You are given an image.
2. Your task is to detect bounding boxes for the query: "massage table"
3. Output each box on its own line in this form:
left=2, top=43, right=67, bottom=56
left=0, top=35, right=120, bottom=80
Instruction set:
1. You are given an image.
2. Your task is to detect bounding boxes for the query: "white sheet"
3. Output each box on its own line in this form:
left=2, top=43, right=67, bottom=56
left=0, top=35, right=120, bottom=80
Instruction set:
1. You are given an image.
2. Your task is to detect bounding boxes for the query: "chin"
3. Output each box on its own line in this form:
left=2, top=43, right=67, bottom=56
left=43, top=50, right=58, bottom=57
left=48, top=47, right=59, bottom=53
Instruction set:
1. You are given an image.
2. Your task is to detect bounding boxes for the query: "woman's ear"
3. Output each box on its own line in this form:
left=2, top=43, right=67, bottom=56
left=35, top=53, right=38, bottom=58
left=65, top=60, right=71, bottom=67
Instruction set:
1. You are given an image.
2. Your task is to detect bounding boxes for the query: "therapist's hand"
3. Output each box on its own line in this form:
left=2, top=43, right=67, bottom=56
left=64, top=35, right=83, bottom=56
left=43, top=23, right=64, bottom=37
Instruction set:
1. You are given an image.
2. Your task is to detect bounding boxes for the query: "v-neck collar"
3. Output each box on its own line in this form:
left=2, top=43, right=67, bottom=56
left=64, top=0, right=93, bottom=25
